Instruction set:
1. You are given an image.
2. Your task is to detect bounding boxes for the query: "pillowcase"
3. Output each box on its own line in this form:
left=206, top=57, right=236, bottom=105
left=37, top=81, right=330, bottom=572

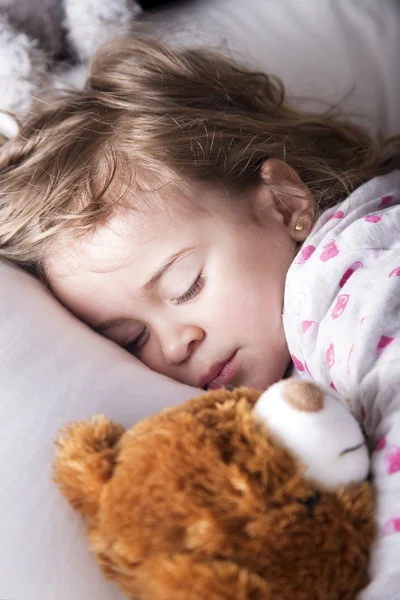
left=0, top=260, right=199, bottom=600
left=143, top=0, right=400, bottom=137
left=2, top=0, right=400, bottom=598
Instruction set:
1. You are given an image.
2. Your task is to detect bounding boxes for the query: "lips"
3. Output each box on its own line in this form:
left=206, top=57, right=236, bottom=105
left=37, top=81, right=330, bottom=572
left=199, top=351, right=238, bottom=390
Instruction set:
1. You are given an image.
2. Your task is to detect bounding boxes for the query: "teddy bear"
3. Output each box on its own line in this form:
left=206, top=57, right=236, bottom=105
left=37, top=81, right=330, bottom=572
left=54, top=379, right=375, bottom=600
left=0, top=0, right=141, bottom=139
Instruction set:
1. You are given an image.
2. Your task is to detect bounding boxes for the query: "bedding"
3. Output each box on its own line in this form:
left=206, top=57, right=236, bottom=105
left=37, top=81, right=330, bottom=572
left=143, top=0, right=400, bottom=137
left=0, top=260, right=198, bottom=600
left=0, top=0, right=399, bottom=598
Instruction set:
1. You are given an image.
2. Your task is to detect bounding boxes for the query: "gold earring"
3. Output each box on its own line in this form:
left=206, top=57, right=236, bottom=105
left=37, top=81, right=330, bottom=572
left=295, top=222, right=304, bottom=232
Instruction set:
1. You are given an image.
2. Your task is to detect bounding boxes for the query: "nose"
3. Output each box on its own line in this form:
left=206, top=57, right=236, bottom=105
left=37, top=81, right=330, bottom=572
left=161, top=325, right=205, bottom=365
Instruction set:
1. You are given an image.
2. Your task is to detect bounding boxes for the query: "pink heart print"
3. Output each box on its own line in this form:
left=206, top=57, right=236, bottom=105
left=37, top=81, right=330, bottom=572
left=291, top=354, right=305, bottom=372
left=331, top=294, right=349, bottom=319
left=385, top=446, right=400, bottom=475
left=325, top=343, right=335, bottom=370
left=301, top=320, right=319, bottom=341
left=339, top=261, right=363, bottom=288
left=389, top=267, right=400, bottom=278
left=320, top=240, right=339, bottom=262
left=375, top=436, right=387, bottom=451
left=379, top=195, right=394, bottom=208
left=377, top=335, right=395, bottom=355
left=364, top=214, right=382, bottom=223
left=302, top=320, right=313, bottom=332
left=295, top=245, right=316, bottom=264
left=383, top=516, right=400, bottom=536
left=327, top=210, right=345, bottom=221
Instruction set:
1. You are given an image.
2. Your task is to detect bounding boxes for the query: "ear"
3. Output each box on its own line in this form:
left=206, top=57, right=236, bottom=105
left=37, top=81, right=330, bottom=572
left=53, top=415, right=125, bottom=523
left=259, top=158, right=315, bottom=242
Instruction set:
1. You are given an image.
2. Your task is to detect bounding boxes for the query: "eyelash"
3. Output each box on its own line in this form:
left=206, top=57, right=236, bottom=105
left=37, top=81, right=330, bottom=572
left=172, top=274, right=205, bottom=305
left=124, top=275, right=205, bottom=353
left=125, top=328, right=148, bottom=354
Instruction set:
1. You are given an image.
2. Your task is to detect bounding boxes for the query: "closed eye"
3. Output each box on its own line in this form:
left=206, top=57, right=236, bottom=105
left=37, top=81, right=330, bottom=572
left=172, top=275, right=205, bottom=305
left=124, top=275, right=205, bottom=354
left=124, top=327, right=149, bottom=354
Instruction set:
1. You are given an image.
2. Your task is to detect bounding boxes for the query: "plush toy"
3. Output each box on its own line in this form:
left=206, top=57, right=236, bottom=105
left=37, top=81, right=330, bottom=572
left=54, top=379, right=375, bottom=600
left=0, top=0, right=141, bottom=139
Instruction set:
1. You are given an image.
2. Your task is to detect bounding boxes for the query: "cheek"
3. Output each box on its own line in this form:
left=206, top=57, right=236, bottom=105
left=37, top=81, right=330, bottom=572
left=136, top=344, right=162, bottom=371
left=205, top=262, right=285, bottom=332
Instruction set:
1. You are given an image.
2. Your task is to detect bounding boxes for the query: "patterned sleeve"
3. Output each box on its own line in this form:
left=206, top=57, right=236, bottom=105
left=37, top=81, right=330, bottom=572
left=283, top=171, right=400, bottom=598
left=350, top=272, right=400, bottom=600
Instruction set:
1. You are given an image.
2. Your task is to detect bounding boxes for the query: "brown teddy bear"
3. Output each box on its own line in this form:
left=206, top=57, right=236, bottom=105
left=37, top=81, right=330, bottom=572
left=54, top=379, right=375, bottom=600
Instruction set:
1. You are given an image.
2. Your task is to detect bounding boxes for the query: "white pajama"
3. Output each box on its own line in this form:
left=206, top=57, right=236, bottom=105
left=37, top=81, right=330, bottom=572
left=283, top=170, right=400, bottom=598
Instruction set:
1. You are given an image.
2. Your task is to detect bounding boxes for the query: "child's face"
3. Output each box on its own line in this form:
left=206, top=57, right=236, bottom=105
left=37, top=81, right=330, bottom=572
left=48, top=178, right=304, bottom=391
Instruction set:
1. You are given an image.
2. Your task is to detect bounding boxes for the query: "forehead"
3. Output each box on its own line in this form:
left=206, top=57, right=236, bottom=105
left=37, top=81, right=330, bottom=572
left=46, top=179, right=235, bottom=279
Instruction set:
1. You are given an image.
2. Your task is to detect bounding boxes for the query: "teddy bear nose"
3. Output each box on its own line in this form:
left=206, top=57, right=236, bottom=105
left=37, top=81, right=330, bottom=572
left=283, top=380, right=324, bottom=412
left=299, top=490, right=320, bottom=516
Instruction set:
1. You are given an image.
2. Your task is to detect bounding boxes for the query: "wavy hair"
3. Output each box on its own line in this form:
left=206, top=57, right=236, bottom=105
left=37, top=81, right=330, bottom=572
left=0, top=35, right=397, bottom=274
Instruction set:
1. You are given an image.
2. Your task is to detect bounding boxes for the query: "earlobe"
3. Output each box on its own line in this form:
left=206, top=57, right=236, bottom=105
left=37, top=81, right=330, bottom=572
left=291, top=189, right=315, bottom=240
left=260, top=158, right=315, bottom=241
left=290, top=199, right=315, bottom=242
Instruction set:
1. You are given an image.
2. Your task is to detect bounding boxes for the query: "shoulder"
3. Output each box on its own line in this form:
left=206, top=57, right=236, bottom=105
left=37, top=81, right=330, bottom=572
left=283, top=171, right=400, bottom=398
left=290, top=170, right=400, bottom=272
left=284, top=170, right=400, bottom=344
left=309, top=170, right=400, bottom=252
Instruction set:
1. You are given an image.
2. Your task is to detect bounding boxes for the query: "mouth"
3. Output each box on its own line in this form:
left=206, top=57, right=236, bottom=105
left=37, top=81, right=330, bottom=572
left=340, top=441, right=366, bottom=456
left=199, top=351, right=238, bottom=390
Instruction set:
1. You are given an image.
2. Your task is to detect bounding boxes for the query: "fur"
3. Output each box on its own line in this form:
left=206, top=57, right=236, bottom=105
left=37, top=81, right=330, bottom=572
left=54, top=386, right=375, bottom=600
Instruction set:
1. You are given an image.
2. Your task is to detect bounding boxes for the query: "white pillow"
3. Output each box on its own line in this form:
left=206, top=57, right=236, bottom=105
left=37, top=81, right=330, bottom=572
left=145, top=0, right=400, bottom=136
left=2, top=0, right=400, bottom=598
left=0, top=260, right=199, bottom=600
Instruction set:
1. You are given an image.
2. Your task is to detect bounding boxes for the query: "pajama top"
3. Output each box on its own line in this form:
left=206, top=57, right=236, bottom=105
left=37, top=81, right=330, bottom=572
left=283, top=169, right=400, bottom=598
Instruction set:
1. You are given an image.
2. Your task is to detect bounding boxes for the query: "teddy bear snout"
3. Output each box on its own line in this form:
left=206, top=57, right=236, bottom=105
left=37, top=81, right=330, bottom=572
left=282, top=380, right=324, bottom=412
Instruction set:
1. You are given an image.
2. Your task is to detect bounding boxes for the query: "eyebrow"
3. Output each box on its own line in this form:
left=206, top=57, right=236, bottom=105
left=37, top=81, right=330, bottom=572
left=141, top=248, right=193, bottom=294
left=94, top=248, right=192, bottom=333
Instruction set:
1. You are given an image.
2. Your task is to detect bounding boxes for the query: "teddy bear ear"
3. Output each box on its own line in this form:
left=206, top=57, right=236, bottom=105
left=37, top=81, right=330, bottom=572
left=131, top=555, right=273, bottom=600
left=53, top=415, right=125, bottom=523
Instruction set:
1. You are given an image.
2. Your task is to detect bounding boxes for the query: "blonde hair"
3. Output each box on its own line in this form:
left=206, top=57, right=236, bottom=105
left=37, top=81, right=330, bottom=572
left=0, top=36, right=397, bottom=275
